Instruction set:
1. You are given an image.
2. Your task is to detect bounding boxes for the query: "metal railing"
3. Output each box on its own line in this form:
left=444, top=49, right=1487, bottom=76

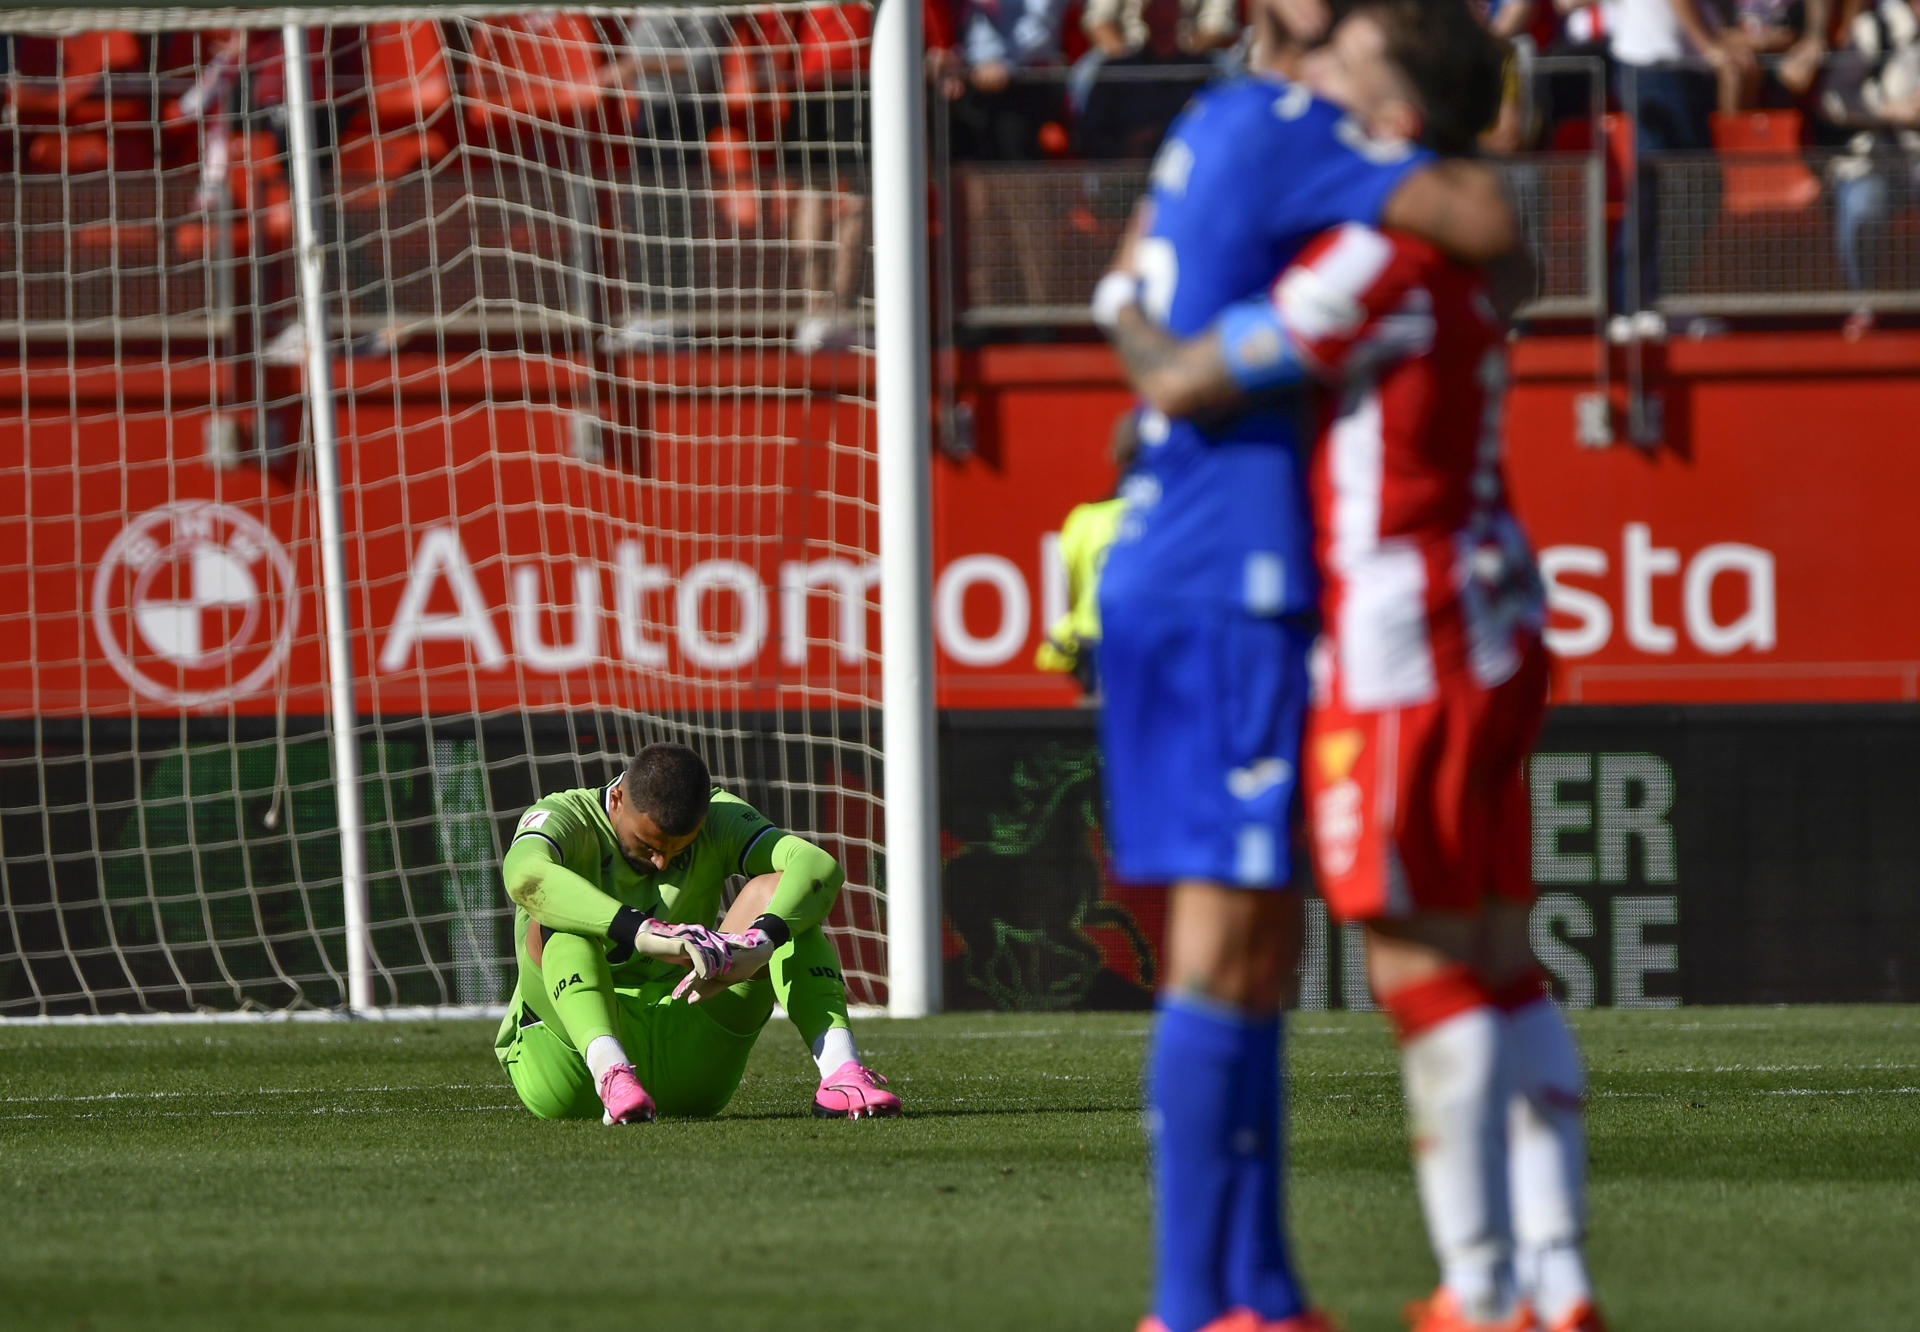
left=5, top=48, right=1918, bottom=348
left=934, top=59, right=1613, bottom=329
left=1649, top=150, right=1920, bottom=314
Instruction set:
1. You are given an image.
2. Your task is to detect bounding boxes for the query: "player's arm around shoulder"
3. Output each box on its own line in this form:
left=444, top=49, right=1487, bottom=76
left=1099, top=291, right=1246, bottom=422
left=1380, top=157, right=1522, bottom=268
left=1091, top=213, right=1253, bottom=422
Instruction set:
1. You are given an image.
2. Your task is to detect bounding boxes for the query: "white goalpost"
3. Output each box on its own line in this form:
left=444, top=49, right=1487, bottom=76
left=0, top=4, right=939, bottom=1020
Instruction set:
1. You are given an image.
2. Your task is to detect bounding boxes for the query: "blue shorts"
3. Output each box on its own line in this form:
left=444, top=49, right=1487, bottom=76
left=1096, top=605, right=1311, bottom=888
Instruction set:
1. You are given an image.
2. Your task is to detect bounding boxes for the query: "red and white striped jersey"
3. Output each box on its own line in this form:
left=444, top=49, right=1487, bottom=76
left=1274, top=223, right=1544, bottom=711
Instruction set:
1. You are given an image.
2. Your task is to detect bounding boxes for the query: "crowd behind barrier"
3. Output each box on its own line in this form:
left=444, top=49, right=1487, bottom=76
left=1, top=4, right=1916, bottom=351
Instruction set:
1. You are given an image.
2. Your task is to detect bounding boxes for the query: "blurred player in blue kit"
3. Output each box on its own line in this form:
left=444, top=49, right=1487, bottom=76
left=1088, top=0, right=1524, bottom=1328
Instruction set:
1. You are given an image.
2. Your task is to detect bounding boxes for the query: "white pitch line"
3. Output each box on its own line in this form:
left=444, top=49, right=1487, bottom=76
left=0, top=1083, right=503, bottom=1105
left=5, top=1086, right=1919, bottom=1123
left=1, top=1103, right=522, bottom=1122
left=8, top=1071, right=1916, bottom=1109
left=937, top=1028, right=1148, bottom=1040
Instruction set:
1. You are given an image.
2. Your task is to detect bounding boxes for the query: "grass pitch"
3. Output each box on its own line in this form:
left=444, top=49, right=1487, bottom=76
left=1, top=1007, right=1916, bottom=1332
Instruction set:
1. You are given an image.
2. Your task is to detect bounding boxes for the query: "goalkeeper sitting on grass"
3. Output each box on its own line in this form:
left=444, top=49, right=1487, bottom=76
left=493, top=742, right=900, bottom=1123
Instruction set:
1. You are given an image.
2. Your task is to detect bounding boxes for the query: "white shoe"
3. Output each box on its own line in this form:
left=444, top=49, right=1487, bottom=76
left=261, top=322, right=306, bottom=366
left=792, top=314, right=867, bottom=354
left=1630, top=309, right=1668, bottom=342
left=600, top=314, right=690, bottom=351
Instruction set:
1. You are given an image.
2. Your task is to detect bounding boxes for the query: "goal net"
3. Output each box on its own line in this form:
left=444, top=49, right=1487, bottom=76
left=0, top=5, right=901, bottom=1017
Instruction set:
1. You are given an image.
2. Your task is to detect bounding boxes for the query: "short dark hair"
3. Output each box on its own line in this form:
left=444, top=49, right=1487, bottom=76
left=623, top=743, right=712, bottom=836
left=1354, top=0, right=1506, bottom=157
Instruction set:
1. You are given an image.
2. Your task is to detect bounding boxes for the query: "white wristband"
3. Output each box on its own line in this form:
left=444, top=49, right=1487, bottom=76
left=1091, top=271, right=1142, bottom=332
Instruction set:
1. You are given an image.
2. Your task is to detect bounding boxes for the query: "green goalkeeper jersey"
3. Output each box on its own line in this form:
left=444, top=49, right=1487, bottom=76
left=506, top=779, right=782, bottom=988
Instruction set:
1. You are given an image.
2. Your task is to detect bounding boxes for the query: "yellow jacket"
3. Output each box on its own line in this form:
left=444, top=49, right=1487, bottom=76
left=1035, top=496, right=1126, bottom=677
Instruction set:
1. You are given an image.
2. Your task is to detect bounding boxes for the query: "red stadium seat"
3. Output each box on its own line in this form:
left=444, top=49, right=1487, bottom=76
left=9, top=30, right=143, bottom=119
left=10, top=30, right=150, bottom=172
left=336, top=22, right=454, bottom=179
left=1712, top=110, right=1820, bottom=215
left=369, top=21, right=451, bottom=124
left=462, top=14, right=611, bottom=132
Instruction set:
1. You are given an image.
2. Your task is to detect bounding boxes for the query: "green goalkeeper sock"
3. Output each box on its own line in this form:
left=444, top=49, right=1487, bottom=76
left=770, top=925, right=853, bottom=1069
left=540, top=929, right=621, bottom=1053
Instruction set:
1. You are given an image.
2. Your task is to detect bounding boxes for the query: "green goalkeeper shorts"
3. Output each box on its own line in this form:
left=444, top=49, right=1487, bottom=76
left=494, top=975, right=776, bottom=1120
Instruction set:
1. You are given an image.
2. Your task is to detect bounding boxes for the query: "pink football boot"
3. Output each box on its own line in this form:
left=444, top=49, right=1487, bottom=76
left=598, top=1063, right=656, bottom=1125
left=812, top=1060, right=902, bottom=1119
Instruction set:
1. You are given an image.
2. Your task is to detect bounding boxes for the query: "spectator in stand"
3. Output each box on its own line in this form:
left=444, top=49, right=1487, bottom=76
left=1723, top=0, right=1830, bottom=108
left=785, top=2, right=873, bottom=352
left=603, top=8, right=735, bottom=348
left=613, top=9, right=733, bottom=171
left=1084, top=0, right=1238, bottom=57
left=1548, top=0, right=1620, bottom=136
left=925, top=0, right=968, bottom=103
left=1819, top=0, right=1920, bottom=335
left=1483, top=0, right=1546, bottom=42
left=1476, top=5, right=1537, bottom=153
left=249, top=29, right=366, bottom=364
left=1609, top=0, right=1752, bottom=338
left=1072, top=0, right=1222, bottom=158
left=950, top=0, right=1071, bottom=159
left=1072, top=0, right=1237, bottom=122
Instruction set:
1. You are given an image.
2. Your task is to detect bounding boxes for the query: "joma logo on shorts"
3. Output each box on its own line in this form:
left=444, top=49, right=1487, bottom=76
left=552, top=972, right=584, bottom=999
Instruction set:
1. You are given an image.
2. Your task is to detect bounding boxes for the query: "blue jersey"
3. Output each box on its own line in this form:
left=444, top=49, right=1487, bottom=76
left=1100, top=76, right=1432, bottom=616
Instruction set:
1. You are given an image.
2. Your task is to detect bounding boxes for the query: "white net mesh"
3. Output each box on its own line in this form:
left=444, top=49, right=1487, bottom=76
left=0, top=6, right=890, bottom=1015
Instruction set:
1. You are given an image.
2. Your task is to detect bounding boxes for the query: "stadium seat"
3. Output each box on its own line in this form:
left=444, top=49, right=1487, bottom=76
left=10, top=31, right=150, bottom=173
left=336, top=22, right=454, bottom=179
left=1712, top=110, right=1821, bottom=215
left=8, top=31, right=144, bottom=120
left=369, top=21, right=452, bottom=124
left=462, top=14, right=612, bottom=133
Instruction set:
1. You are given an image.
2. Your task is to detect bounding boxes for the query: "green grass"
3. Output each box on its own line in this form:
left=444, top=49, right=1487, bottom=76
left=1, top=1008, right=1916, bottom=1331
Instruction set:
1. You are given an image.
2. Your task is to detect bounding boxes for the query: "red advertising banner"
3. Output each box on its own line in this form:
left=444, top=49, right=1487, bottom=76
left=4, top=335, right=1918, bottom=717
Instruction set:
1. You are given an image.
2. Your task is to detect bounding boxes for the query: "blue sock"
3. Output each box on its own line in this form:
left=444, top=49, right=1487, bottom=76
left=1221, top=1013, right=1306, bottom=1320
left=1148, top=994, right=1292, bottom=1332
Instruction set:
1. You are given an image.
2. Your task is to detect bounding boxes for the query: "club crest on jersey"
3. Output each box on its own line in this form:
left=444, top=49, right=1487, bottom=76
left=90, top=501, right=298, bottom=709
left=1314, top=728, right=1366, bottom=784
left=1226, top=757, right=1293, bottom=800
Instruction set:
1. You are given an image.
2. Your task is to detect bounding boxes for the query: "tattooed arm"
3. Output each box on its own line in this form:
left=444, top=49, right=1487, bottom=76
left=1094, top=271, right=1302, bottom=423
left=1110, top=310, right=1246, bottom=423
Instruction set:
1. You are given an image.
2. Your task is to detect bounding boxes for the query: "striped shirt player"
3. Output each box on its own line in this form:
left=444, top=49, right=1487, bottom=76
left=1278, top=223, right=1549, bottom=925
left=1281, top=222, right=1600, bottom=1332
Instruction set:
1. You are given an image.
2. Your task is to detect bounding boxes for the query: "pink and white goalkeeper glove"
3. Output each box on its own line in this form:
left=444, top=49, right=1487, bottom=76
left=625, top=915, right=732, bottom=980
left=672, top=916, right=789, bottom=1003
